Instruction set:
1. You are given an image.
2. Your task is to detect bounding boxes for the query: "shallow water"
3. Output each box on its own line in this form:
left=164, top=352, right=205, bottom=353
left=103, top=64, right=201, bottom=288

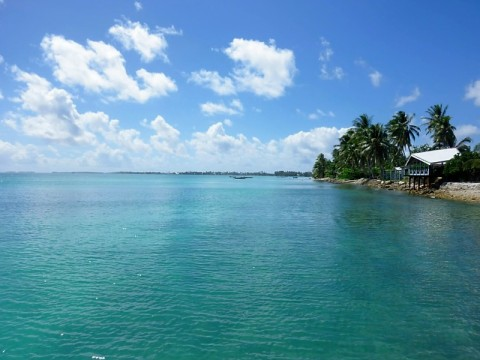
left=1, top=173, right=479, bottom=359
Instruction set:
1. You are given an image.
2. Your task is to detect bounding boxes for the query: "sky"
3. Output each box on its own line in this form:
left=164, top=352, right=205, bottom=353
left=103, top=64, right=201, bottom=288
left=1, top=0, right=480, bottom=172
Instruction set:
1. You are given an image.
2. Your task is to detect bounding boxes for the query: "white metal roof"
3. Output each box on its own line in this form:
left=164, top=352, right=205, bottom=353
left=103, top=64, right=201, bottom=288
left=406, top=148, right=459, bottom=166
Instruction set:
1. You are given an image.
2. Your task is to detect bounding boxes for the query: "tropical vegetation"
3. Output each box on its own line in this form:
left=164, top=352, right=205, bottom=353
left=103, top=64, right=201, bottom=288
left=444, top=150, right=480, bottom=182
left=312, top=104, right=478, bottom=181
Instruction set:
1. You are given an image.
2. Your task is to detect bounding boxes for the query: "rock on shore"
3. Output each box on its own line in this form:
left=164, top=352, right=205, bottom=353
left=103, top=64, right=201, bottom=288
left=316, top=178, right=480, bottom=203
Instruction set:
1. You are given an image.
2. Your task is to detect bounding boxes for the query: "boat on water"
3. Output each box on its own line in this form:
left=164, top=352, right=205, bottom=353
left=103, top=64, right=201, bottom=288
left=231, top=176, right=252, bottom=179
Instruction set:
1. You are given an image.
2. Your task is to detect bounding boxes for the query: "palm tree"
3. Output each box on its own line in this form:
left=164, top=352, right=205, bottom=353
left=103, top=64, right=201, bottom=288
left=361, top=123, right=391, bottom=178
left=353, top=113, right=372, bottom=138
left=455, top=136, right=472, bottom=152
left=352, top=114, right=373, bottom=171
left=423, top=104, right=456, bottom=149
left=335, top=128, right=359, bottom=168
left=386, top=111, right=420, bottom=157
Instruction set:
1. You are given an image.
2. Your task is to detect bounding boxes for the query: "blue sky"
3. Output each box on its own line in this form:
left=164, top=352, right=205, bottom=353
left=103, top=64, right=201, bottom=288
left=1, top=0, right=480, bottom=172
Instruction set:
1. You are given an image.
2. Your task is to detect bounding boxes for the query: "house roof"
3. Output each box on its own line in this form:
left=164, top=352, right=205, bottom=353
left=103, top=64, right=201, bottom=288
left=406, top=148, right=459, bottom=166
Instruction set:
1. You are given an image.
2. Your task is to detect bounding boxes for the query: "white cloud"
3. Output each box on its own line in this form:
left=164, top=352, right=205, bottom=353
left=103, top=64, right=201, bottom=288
left=369, top=70, right=382, bottom=87
left=320, top=64, right=345, bottom=80
left=355, top=58, right=382, bottom=87
left=189, top=70, right=236, bottom=96
left=81, top=111, right=150, bottom=152
left=9, top=67, right=155, bottom=155
left=4, top=66, right=346, bottom=173
left=307, top=109, right=335, bottom=120
left=0, top=140, right=42, bottom=168
left=319, top=37, right=344, bottom=80
left=186, top=123, right=346, bottom=171
left=395, top=87, right=420, bottom=107
left=80, top=143, right=130, bottom=169
left=319, top=37, right=334, bottom=62
left=280, top=127, right=346, bottom=164
left=11, top=66, right=88, bottom=143
left=41, top=34, right=177, bottom=103
left=109, top=20, right=180, bottom=63
left=200, top=99, right=243, bottom=116
left=225, top=38, right=296, bottom=98
left=0, top=90, right=3, bottom=100
left=455, top=124, right=480, bottom=139
left=190, top=38, right=296, bottom=98
left=134, top=1, right=142, bottom=11
left=148, top=115, right=185, bottom=155
left=189, top=122, right=246, bottom=155
left=465, top=80, right=480, bottom=106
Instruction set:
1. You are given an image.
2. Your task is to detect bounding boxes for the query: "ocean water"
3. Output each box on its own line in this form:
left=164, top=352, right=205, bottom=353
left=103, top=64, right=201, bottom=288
left=0, top=173, right=479, bottom=359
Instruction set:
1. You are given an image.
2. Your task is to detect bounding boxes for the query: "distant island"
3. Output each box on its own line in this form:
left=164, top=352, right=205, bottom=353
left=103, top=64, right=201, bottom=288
left=115, top=171, right=313, bottom=177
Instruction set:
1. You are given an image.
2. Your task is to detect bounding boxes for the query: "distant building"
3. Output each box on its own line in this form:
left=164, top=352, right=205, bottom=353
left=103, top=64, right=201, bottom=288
left=405, top=148, right=459, bottom=189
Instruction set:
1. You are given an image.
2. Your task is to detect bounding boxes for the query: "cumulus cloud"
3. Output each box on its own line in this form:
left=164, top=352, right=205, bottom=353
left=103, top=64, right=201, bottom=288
left=455, top=124, right=480, bottom=139
left=280, top=127, right=346, bottom=165
left=465, top=80, right=480, bottom=106
left=9, top=67, right=154, bottom=154
left=395, top=87, right=420, bottom=107
left=189, top=70, right=236, bottom=95
left=148, top=115, right=184, bottom=155
left=41, top=34, right=177, bottom=103
left=189, top=122, right=247, bottom=155
left=0, top=140, right=42, bottom=169
left=319, top=37, right=344, bottom=80
left=200, top=99, right=243, bottom=116
left=190, top=38, right=296, bottom=98
left=10, top=66, right=88, bottom=144
left=225, top=38, right=296, bottom=98
left=3, top=66, right=346, bottom=173
left=186, top=123, right=346, bottom=171
left=109, top=20, right=181, bottom=63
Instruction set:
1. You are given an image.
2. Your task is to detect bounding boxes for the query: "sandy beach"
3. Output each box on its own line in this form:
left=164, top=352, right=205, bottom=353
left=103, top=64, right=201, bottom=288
left=317, top=178, right=480, bottom=204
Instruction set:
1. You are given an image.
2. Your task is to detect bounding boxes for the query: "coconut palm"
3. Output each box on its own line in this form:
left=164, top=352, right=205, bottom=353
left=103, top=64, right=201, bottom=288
left=455, top=136, right=472, bottom=152
left=386, top=111, right=420, bottom=157
left=361, top=123, right=391, bottom=177
left=353, top=113, right=372, bottom=137
left=335, top=128, right=359, bottom=168
left=423, top=104, right=457, bottom=149
left=352, top=114, right=374, bottom=169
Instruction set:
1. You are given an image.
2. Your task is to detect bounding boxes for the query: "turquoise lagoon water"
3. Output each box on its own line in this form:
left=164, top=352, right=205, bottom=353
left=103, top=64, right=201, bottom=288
left=0, top=173, right=479, bottom=359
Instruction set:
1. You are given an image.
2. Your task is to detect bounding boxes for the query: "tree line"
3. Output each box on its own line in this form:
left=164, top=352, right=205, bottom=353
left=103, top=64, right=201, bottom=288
left=312, top=104, right=480, bottom=181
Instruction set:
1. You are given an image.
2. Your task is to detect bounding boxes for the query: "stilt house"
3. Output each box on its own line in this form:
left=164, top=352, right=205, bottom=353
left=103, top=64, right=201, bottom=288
left=405, top=148, right=459, bottom=189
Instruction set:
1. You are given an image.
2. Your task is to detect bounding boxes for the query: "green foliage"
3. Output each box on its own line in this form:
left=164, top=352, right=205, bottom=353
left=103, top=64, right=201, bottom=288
left=444, top=150, right=480, bottom=182
left=338, top=167, right=367, bottom=180
left=313, top=105, right=477, bottom=182
left=423, top=104, right=457, bottom=149
left=474, top=143, right=480, bottom=154
left=411, top=144, right=432, bottom=153
left=387, top=111, right=419, bottom=157
left=312, top=153, right=329, bottom=178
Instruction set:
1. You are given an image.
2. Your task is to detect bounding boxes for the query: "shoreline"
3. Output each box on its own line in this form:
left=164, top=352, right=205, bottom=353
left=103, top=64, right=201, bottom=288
left=316, top=178, right=480, bottom=204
